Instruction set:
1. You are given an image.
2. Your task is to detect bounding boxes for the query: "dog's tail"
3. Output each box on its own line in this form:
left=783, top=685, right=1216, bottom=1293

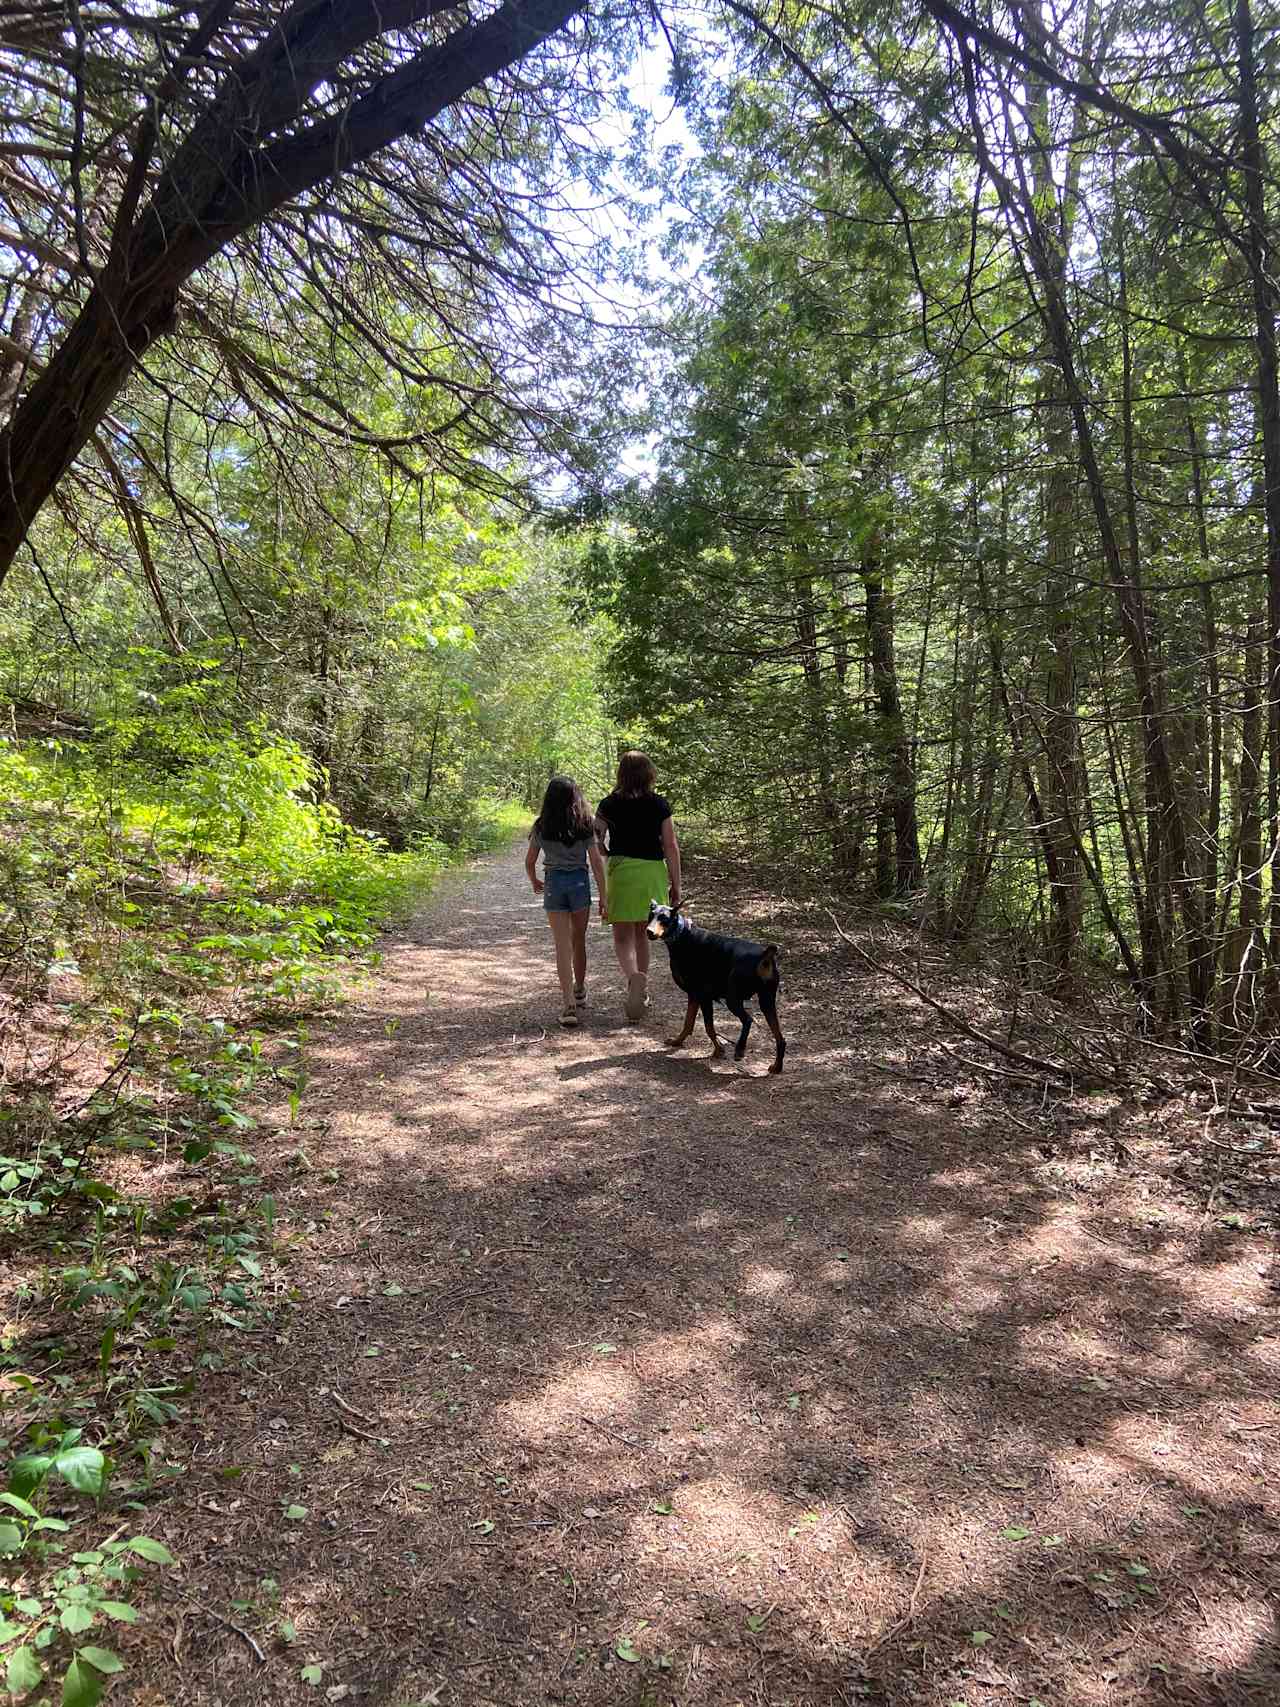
left=757, top=944, right=780, bottom=981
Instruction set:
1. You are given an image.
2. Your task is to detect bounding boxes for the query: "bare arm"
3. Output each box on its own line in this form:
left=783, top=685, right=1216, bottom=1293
left=525, top=839, right=543, bottom=894
left=588, top=842, right=608, bottom=918
left=661, top=816, right=682, bottom=908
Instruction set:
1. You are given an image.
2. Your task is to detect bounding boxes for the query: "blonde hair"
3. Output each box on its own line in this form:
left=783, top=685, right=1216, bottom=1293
left=615, top=750, right=657, bottom=797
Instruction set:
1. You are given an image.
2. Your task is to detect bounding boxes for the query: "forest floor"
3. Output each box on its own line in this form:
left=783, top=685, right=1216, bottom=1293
left=131, top=841, right=1279, bottom=1707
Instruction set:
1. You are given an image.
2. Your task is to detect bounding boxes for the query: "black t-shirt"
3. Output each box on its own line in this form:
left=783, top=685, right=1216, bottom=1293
left=596, top=791, right=672, bottom=861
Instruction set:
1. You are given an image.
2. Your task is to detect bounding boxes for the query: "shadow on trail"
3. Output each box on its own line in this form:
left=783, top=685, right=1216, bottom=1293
left=165, top=850, right=1280, bottom=1707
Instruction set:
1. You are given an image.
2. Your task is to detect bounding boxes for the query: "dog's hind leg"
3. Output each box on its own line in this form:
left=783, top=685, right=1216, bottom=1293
left=758, top=983, right=786, bottom=1074
left=724, top=992, right=753, bottom=1062
left=700, top=998, right=726, bottom=1059
left=665, top=995, right=698, bottom=1050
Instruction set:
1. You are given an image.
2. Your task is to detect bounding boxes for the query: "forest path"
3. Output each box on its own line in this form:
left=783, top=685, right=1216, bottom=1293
left=146, top=841, right=1279, bottom=1707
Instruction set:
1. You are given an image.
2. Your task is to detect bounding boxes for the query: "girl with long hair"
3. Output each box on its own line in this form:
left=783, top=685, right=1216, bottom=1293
left=525, top=775, right=607, bottom=1027
left=595, top=750, right=682, bottom=1021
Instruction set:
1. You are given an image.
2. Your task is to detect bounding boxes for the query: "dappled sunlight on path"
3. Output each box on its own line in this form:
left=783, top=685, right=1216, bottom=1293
left=141, top=844, right=1279, bottom=1707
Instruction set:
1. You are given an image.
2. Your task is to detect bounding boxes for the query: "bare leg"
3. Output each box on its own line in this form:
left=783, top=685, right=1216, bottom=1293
left=547, top=910, right=576, bottom=1007
left=611, top=922, right=639, bottom=978
left=631, top=922, right=650, bottom=977
left=666, top=994, right=698, bottom=1048
left=570, top=907, right=589, bottom=990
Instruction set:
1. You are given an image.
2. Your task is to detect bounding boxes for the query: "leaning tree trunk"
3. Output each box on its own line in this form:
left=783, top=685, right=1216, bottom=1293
left=0, top=0, right=586, bottom=583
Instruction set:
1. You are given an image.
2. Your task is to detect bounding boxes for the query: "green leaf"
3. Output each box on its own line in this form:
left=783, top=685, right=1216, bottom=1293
left=650, top=1500, right=673, bottom=1515
left=8, top=1454, right=52, bottom=1497
left=96, top=1603, right=137, bottom=1624
left=300, top=1663, right=324, bottom=1685
left=7, top=1647, right=43, bottom=1695
left=0, top=1619, right=23, bottom=1643
left=126, top=1535, right=175, bottom=1564
left=77, top=1648, right=124, bottom=1675
left=54, top=1447, right=106, bottom=1497
left=278, top=1619, right=297, bottom=1645
left=61, top=1656, right=104, bottom=1707
left=0, top=1491, right=39, bottom=1518
left=999, top=1525, right=1031, bottom=1541
left=0, top=1521, right=22, bottom=1554
left=285, top=1505, right=308, bottom=1521
left=60, top=1605, right=96, bottom=1634
left=614, top=1639, right=641, bottom=1663
left=32, top=1516, right=70, bottom=1533
left=970, top=1629, right=993, bottom=1646
left=470, top=1519, right=494, bottom=1535
left=593, top=1342, right=617, bottom=1355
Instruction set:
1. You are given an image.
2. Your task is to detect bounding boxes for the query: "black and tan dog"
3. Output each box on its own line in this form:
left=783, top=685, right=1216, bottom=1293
left=646, top=901, right=786, bottom=1073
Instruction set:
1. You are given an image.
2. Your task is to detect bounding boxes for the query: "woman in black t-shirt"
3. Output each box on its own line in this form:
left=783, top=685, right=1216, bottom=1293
left=595, top=750, right=682, bottom=1022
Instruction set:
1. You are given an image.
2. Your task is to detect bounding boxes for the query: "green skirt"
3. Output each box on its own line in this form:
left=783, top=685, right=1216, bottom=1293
left=607, top=855, right=669, bottom=923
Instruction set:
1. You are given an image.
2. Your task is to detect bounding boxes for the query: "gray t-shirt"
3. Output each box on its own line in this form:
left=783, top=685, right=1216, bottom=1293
left=529, top=828, right=590, bottom=872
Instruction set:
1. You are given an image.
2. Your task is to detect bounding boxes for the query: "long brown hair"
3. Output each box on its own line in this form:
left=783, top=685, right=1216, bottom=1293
left=534, top=775, right=594, bottom=843
left=614, top=750, right=656, bottom=798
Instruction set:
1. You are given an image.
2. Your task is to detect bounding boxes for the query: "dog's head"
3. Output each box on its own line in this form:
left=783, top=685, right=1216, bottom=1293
left=646, top=900, right=686, bottom=941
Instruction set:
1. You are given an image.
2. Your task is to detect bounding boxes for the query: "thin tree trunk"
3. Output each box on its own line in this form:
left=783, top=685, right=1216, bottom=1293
left=863, top=535, right=921, bottom=897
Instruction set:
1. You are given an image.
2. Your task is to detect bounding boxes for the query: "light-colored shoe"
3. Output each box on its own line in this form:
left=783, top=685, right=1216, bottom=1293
left=624, top=973, right=648, bottom=1022
left=558, top=1006, right=579, bottom=1028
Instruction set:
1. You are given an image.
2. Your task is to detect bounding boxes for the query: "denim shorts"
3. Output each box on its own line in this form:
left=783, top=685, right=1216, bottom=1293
left=544, top=867, right=591, bottom=912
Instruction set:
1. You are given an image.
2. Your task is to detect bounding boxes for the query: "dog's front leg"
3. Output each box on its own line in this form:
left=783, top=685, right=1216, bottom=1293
left=700, top=998, right=726, bottom=1059
left=665, top=995, right=698, bottom=1049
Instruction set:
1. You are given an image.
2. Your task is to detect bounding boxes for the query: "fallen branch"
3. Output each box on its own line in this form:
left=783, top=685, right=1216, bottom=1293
left=864, top=1550, right=928, bottom=1657
left=330, top=1389, right=379, bottom=1426
left=827, top=914, right=1089, bottom=1085
left=580, top=1413, right=640, bottom=1449
left=189, top=1602, right=265, bottom=1664
left=937, top=1042, right=1047, bottom=1087
left=336, top=1414, right=385, bottom=1444
left=1202, top=1133, right=1279, bottom=1158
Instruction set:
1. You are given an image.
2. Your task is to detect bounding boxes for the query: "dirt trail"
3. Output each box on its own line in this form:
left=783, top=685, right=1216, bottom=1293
left=142, top=842, right=1279, bottom=1707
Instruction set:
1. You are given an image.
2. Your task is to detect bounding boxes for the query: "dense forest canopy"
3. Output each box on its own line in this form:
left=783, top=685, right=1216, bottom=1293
left=2, top=0, right=1280, bottom=1050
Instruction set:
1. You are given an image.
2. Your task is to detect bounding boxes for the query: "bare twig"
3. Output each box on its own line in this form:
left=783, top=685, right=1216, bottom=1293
left=189, top=1603, right=265, bottom=1664
left=864, top=1551, right=928, bottom=1657
left=336, top=1415, right=384, bottom=1445
left=330, top=1389, right=379, bottom=1426
left=580, top=1414, right=640, bottom=1449
left=937, top=1042, right=1047, bottom=1086
left=828, top=913, right=1089, bottom=1085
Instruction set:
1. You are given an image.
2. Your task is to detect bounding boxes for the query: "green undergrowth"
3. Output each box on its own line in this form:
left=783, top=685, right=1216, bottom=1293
left=0, top=698, right=523, bottom=1702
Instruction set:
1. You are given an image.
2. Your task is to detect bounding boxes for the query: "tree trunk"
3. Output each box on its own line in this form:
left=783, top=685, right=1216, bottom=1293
left=863, top=545, right=921, bottom=897
left=0, top=0, right=587, bottom=583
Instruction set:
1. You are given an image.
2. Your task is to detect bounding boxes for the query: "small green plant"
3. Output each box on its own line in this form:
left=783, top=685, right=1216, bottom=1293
left=1, top=1442, right=174, bottom=1705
